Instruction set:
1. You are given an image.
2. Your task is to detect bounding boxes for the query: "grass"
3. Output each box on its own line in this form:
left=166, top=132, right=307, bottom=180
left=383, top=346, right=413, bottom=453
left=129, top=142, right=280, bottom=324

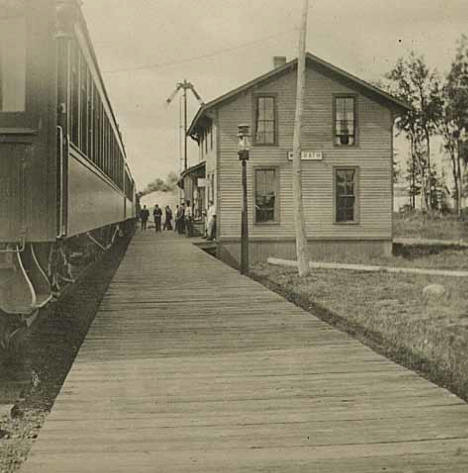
left=250, top=212, right=468, bottom=399
left=393, top=211, right=468, bottom=241
left=304, top=247, right=468, bottom=271
left=251, top=263, right=468, bottom=401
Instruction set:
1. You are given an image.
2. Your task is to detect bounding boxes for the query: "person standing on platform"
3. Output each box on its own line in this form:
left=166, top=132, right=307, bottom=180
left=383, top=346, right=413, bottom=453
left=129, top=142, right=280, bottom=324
left=140, top=205, right=149, bottom=231
left=174, top=205, right=180, bottom=233
left=177, top=203, right=186, bottom=235
left=185, top=201, right=193, bottom=237
left=164, top=205, right=173, bottom=230
left=206, top=200, right=216, bottom=240
left=153, top=204, right=162, bottom=232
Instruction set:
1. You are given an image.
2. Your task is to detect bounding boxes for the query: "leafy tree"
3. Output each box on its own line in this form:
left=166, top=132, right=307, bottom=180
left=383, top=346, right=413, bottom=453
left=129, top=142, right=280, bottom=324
left=385, top=52, right=444, bottom=211
left=139, top=172, right=179, bottom=196
left=443, top=35, right=468, bottom=216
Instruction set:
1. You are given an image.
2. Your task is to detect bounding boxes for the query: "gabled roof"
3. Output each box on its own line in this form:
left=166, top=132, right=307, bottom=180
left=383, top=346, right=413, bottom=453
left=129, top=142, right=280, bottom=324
left=188, top=52, right=410, bottom=137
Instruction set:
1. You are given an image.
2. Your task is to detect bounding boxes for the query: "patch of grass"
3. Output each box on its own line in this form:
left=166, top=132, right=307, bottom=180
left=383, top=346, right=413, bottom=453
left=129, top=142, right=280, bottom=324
left=251, top=263, right=468, bottom=401
left=309, top=248, right=468, bottom=271
left=394, top=211, right=468, bottom=241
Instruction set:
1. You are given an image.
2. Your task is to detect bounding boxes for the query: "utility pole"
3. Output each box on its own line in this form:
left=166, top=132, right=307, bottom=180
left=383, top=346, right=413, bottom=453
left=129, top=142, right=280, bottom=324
left=166, top=80, right=204, bottom=171
left=183, top=86, right=188, bottom=171
left=292, top=0, right=310, bottom=276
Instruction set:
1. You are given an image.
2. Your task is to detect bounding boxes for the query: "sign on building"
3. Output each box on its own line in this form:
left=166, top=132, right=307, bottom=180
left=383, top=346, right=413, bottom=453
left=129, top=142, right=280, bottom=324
left=287, top=151, right=323, bottom=161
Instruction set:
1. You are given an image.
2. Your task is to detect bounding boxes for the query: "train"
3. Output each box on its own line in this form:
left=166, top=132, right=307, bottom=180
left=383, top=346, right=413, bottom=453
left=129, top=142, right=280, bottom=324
left=0, top=0, right=136, bottom=341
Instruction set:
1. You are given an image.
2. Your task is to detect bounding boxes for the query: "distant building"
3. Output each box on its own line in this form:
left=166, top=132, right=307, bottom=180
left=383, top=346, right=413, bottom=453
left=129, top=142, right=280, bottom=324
left=393, top=183, right=416, bottom=212
left=184, top=53, right=409, bottom=266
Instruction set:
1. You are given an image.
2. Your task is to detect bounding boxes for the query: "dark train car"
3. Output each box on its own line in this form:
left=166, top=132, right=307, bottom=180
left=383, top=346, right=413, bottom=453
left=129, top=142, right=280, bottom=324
left=0, top=0, right=136, bottom=322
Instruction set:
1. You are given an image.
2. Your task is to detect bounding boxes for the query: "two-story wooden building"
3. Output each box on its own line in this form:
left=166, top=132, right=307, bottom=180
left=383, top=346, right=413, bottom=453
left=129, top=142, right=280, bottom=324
left=186, top=53, right=409, bottom=267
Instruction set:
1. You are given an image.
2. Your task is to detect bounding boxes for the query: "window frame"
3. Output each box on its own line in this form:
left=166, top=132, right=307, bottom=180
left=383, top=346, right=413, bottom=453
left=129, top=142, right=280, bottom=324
left=333, top=94, right=359, bottom=148
left=333, top=166, right=360, bottom=225
left=0, top=15, right=27, bottom=115
left=253, top=166, right=280, bottom=225
left=252, top=93, right=278, bottom=147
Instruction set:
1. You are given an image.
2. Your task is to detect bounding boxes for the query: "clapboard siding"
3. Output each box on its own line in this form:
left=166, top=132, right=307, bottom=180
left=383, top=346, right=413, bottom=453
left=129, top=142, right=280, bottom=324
left=216, top=65, right=393, bottom=242
left=204, top=120, right=218, bottom=206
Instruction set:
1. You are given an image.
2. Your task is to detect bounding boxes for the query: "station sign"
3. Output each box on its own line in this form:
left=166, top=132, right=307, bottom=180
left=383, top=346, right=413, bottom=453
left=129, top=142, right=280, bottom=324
left=287, top=150, right=323, bottom=161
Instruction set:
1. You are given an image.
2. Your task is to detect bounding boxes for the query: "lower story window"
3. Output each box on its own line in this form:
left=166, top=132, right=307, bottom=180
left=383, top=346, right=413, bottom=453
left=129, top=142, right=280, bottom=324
left=335, top=168, right=358, bottom=223
left=255, top=168, right=278, bottom=223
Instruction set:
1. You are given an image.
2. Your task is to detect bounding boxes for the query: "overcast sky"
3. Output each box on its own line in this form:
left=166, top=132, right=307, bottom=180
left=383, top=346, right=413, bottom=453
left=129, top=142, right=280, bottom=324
left=81, top=0, right=468, bottom=189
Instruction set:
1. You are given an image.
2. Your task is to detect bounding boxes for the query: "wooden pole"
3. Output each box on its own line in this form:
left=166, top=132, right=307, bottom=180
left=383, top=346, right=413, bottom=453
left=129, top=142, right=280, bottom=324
left=292, top=0, right=310, bottom=276
left=183, top=81, right=188, bottom=171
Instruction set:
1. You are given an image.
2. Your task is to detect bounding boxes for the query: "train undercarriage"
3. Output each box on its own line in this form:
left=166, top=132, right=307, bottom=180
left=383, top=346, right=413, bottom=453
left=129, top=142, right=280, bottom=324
left=0, top=220, right=135, bottom=353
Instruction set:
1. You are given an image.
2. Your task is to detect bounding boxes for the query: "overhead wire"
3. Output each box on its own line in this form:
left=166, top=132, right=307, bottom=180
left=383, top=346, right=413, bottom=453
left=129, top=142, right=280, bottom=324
left=102, top=27, right=298, bottom=75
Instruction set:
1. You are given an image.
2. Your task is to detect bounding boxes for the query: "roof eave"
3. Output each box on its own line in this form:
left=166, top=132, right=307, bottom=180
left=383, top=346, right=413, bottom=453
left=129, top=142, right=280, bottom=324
left=187, top=52, right=411, bottom=133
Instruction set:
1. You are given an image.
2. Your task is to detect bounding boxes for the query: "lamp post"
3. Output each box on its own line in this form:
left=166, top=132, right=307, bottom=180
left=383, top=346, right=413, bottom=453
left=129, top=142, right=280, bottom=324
left=238, top=124, right=250, bottom=275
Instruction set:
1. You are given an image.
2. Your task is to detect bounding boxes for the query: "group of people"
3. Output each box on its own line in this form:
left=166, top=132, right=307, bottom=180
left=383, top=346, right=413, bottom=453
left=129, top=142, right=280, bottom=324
left=138, top=201, right=216, bottom=239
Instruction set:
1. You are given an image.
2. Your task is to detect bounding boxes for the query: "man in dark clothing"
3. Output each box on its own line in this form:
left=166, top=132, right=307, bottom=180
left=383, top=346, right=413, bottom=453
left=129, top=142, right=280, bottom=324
left=176, top=203, right=186, bottom=234
left=153, top=204, right=162, bottom=232
left=164, top=205, right=173, bottom=230
left=140, top=205, right=149, bottom=231
left=185, top=201, right=194, bottom=237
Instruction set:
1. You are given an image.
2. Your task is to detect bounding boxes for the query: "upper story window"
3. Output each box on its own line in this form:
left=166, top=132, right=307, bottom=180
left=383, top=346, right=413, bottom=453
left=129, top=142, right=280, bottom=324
left=334, top=96, right=356, bottom=146
left=335, top=167, right=358, bottom=223
left=0, top=16, right=26, bottom=112
left=255, top=96, right=276, bottom=145
left=255, top=168, right=279, bottom=223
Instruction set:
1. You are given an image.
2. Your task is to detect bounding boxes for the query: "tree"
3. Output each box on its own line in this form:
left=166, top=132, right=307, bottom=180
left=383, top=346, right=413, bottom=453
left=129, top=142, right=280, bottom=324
left=385, top=53, right=444, bottom=211
left=139, top=172, right=179, bottom=196
left=443, top=35, right=468, bottom=217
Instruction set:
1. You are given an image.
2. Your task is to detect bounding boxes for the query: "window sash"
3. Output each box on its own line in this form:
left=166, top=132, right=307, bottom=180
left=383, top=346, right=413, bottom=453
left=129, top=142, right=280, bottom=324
left=255, top=168, right=278, bottom=223
left=335, top=97, right=355, bottom=146
left=255, top=96, right=276, bottom=145
left=335, top=169, right=357, bottom=222
left=0, top=16, right=26, bottom=112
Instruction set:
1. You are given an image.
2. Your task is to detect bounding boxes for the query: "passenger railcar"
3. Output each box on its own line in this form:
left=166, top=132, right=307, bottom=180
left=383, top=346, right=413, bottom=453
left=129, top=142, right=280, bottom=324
left=0, top=0, right=136, bottom=331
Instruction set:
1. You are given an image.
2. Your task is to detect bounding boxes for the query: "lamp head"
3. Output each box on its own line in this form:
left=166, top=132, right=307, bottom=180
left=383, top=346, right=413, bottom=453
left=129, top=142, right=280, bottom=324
left=237, top=124, right=251, bottom=153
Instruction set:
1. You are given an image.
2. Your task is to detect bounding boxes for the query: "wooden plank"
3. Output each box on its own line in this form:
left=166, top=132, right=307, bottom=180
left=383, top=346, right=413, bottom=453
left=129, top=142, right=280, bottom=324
left=21, top=231, right=468, bottom=472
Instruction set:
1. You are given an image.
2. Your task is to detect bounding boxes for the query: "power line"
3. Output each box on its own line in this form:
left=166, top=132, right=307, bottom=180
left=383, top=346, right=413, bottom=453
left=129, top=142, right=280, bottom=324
left=102, top=28, right=298, bottom=75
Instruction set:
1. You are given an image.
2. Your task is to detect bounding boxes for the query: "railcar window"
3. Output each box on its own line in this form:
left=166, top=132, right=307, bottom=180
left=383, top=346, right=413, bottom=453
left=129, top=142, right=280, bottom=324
left=0, top=16, right=26, bottom=112
left=79, top=52, right=88, bottom=153
left=71, top=44, right=79, bottom=145
left=65, top=37, right=126, bottom=190
left=88, top=76, right=94, bottom=163
left=93, top=87, right=98, bottom=162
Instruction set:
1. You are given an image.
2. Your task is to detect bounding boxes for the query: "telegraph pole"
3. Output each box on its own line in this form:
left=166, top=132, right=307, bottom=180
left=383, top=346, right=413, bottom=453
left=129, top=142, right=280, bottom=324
left=292, top=0, right=310, bottom=276
left=183, top=85, right=188, bottom=171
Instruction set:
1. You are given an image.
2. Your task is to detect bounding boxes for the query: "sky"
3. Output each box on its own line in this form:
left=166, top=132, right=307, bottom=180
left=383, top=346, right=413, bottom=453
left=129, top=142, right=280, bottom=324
left=81, top=0, right=468, bottom=190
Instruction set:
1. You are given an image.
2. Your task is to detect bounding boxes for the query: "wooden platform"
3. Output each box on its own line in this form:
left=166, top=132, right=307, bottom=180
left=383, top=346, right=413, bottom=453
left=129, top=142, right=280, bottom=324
left=21, top=231, right=468, bottom=472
